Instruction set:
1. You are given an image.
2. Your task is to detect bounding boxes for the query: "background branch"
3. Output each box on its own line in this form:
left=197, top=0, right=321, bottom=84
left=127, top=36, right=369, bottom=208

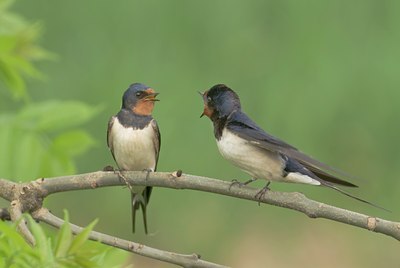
left=0, top=170, right=399, bottom=267
left=9, top=200, right=35, bottom=245
left=32, top=208, right=226, bottom=268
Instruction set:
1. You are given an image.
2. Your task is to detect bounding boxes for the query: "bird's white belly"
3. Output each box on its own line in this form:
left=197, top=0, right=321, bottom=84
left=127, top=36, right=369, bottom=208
left=111, top=120, right=156, bottom=171
left=216, top=129, right=285, bottom=181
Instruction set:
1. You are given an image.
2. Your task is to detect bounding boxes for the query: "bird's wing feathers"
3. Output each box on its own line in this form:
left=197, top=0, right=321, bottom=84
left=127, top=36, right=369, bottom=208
left=107, top=116, right=117, bottom=162
left=151, top=119, right=161, bottom=171
left=227, top=112, right=357, bottom=187
left=144, top=119, right=161, bottom=204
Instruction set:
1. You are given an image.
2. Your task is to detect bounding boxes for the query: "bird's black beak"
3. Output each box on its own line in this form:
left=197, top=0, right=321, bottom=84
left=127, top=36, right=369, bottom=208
left=198, top=91, right=206, bottom=118
left=144, top=92, right=160, bottom=102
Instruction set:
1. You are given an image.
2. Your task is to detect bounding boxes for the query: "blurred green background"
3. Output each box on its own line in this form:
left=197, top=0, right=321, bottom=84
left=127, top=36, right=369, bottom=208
left=2, top=0, right=400, bottom=267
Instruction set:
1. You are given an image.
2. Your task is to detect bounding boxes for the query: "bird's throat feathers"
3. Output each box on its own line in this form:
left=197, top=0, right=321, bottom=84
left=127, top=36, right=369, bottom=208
left=117, top=109, right=153, bottom=129
left=133, top=99, right=156, bottom=116
left=213, top=115, right=229, bottom=140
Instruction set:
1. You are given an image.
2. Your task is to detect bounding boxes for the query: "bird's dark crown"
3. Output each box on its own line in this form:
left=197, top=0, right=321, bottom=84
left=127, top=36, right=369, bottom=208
left=121, top=83, right=150, bottom=110
left=205, top=84, right=241, bottom=119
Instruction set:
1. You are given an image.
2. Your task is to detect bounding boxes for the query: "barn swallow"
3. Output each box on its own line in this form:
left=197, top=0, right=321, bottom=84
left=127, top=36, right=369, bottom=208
left=200, top=84, right=387, bottom=210
left=107, top=83, right=161, bottom=233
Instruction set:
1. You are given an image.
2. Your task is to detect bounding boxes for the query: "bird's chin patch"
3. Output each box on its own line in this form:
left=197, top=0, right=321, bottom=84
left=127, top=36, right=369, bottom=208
left=133, top=100, right=156, bottom=115
left=201, top=106, right=213, bottom=118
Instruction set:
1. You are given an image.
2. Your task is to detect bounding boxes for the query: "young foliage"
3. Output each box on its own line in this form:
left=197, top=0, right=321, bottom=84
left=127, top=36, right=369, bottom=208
left=0, top=212, right=128, bottom=268
left=0, top=0, right=54, bottom=101
left=0, top=101, right=101, bottom=180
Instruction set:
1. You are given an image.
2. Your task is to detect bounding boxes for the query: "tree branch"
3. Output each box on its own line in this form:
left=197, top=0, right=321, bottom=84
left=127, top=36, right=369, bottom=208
left=9, top=200, right=35, bottom=245
left=32, top=208, right=226, bottom=268
left=0, top=170, right=399, bottom=267
left=28, top=170, right=400, bottom=241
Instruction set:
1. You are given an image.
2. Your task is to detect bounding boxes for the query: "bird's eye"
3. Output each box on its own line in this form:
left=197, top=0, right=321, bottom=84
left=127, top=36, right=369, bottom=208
left=207, top=96, right=212, bottom=102
left=136, top=91, right=142, bottom=97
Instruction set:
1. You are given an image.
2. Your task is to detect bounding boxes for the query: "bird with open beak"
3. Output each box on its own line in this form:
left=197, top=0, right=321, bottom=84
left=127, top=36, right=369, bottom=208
left=107, top=83, right=161, bottom=233
left=200, top=84, right=387, bottom=211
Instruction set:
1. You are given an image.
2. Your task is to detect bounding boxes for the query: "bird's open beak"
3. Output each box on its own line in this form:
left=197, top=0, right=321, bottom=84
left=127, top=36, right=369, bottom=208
left=144, top=92, right=160, bottom=102
left=198, top=91, right=206, bottom=118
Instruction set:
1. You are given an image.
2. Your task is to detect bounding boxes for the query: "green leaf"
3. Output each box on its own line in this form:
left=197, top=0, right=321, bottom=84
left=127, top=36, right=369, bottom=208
left=0, top=220, right=31, bottom=251
left=41, top=153, right=76, bottom=177
left=17, top=101, right=101, bottom=132
left=52, top=130, right=96, bottom=157
left=94, top=247, right=131, bottom=268
left=68, top=218, right=98, bottom=254
left=0, top=117, right=13, bottom=177
left=0, top=0, right=14, bottom=12
left=0, top=0, right=53, bottom=100
left=0, top=58, right=26, bottom=99
left=12, top=132, right=45, bottom=180
left=26, top=214, right=54, bottom=264
left=54, top=210, right=72, bottom=258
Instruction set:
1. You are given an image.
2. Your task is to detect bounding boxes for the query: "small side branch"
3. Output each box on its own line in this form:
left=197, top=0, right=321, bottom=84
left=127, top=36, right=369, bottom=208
left=10, top=200, right=35, bottom=245
left=33, top=208, right=227, bottom=268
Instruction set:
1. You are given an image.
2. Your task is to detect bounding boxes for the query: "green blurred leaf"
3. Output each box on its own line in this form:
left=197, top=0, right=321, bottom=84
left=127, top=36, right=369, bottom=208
left=94, top=248, right=131, bottom=268
left=0, top=0, right=53, bottom=100
left=52, top=130, right=96, bottom=157
left=17, top=101, right=101, bottom=132
left=0, top=213, right=123, bottom=267
left=0, top=100, right=99, bottom=180
left=0, top=58, right=26, bottom=98
left=0, top=219, right=39, bottom=266
left=68, top=218, right=98, bottom=255
left=0, top=0, right=14, bottom=12
left=54, top=210, right=72, bottom=258
left=27, top=215, right=54, bottom=265
left=13, top=132, right=45, bottom=179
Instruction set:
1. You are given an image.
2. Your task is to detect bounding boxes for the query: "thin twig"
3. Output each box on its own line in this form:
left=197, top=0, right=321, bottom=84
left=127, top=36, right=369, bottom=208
left=32, top=208, right=226, bottom=268
left=9, top=200, right=35, bottom=245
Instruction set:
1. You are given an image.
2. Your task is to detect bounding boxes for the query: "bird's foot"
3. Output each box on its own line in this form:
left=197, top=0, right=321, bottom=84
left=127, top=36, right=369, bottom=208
left=255, top=181, right=271, bottom=205
left=143, top=168, right=153, bottom=180
left=229, top=178, right=257, bottom=190
left=115, top=169, right=133, bottom=192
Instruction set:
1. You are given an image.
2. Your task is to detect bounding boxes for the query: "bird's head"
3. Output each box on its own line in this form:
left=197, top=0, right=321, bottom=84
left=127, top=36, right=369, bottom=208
left=122, top=83, right=159, bottom=115
left=200, top=84, right=241, bottom=121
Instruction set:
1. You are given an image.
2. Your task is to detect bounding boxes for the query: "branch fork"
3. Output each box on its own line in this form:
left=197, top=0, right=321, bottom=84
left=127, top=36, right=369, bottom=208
left=0, top=170, right=399, bottom=267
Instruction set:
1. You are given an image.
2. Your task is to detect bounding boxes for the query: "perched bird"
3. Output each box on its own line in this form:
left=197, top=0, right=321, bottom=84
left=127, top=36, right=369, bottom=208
left=107, top=83, right=161, bottom=233
left=200, top=84, right=386, bottom=210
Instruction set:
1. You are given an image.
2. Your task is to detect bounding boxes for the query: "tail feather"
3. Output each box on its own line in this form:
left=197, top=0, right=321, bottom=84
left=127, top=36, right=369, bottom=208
left=307, top=165, right=358, bottom=187
left=140, top=201, right=148, bottom=234
left=131, top=191, right=149, bottom=234
left=320, top=181, right=390, bottom=212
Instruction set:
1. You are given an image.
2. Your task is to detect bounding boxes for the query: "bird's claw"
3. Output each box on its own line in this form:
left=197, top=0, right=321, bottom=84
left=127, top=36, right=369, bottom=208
left=255, top=182, right=271, bottom=206
left=143, top=168, right=153, bottom=180
left=229, top=179, right=244, bottom=190
left=229, top=178, right=257, bottom=190
left=115, top=169, right=133, bottom=192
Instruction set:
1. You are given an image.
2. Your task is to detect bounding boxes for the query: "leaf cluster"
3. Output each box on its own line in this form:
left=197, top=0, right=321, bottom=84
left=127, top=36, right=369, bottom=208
left=0, top=211, right=128, bottom=268
left=0, top=0, right=54, bottom=101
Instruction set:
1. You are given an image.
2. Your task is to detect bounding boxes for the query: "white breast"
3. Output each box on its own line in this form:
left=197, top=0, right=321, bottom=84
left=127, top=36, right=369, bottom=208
left=216, top=129, right=285, bottom=181
left=110, top=119, right=157, bottom=171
